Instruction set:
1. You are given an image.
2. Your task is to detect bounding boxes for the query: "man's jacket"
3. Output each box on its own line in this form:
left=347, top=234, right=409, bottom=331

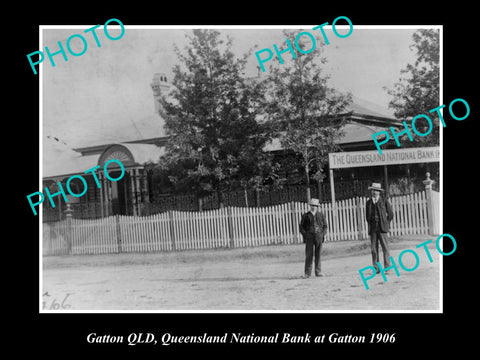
left=299, top=211, right=328, bottom=241
left=365, top=197, right=394, bottom=234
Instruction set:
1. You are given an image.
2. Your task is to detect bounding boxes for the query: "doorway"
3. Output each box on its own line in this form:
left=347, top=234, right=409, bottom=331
left=110, top=171, right=131, bottom=215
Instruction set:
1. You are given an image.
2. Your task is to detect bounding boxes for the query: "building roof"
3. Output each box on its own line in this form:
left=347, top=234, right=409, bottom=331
left=43, top=137, right=98, bottom=179
left=263, top=121, right=389, bottom=152
left=346, top=95, right=394, bottom=119
left=115, top=143, right=165, bottom=164
left=43, top=139, right=164, bottom=179
left=339, top=122, right=389, bottom=144
left=43, top=94, right=397, bottom=179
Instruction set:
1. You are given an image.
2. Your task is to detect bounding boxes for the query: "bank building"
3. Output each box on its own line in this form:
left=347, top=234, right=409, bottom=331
left=42, top=73, right=439, bottom=222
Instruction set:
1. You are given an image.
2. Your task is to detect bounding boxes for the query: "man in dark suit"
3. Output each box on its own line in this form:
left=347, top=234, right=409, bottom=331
left=299, top=198, right=328, bottom=278
left=365, top=183, right=394, bottom=273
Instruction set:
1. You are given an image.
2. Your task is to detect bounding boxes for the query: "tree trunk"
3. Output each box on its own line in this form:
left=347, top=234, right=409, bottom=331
left=217, top=189, right=225, bottom=209
left=316, top=161, right=324, bottom=202
left=317, top=179, right=323, bottom=202
left=244, top=188, right=249, bottom=207
left=305, top=164, right=311, bottom=203
left=305, top=186, right=311, bottom=203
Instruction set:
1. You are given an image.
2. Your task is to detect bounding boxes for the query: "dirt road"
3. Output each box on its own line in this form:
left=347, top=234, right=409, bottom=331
left=42, top=235, right=440, bottom=311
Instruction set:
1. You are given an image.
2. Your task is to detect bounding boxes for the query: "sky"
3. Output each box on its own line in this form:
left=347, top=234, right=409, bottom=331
left=41, top=25, right=426, bottom=150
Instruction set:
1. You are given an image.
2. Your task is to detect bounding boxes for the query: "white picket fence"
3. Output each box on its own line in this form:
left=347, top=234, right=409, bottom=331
left=42, top=190, right=439, bottom=256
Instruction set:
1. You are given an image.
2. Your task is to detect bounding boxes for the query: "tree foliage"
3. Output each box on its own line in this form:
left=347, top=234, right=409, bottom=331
left=262, top=29, right=352, bottom=200
left=385, top=29, right=440, bottom=146
left=157, top=30, right=277, bottom=203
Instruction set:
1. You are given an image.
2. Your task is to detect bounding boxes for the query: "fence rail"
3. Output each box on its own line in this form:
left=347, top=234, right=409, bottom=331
left=42, top=191, right=439, bottom=256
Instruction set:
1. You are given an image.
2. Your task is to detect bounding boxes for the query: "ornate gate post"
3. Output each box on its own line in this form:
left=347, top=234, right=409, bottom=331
left=423, top=172, right=435, bottom=235
left=64, top=203, right=74, bottom=255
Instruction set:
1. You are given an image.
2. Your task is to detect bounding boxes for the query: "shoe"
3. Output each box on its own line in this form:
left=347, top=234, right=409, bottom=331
left=315, top=273, right=324, bottom=277
left=301, top=274, right=311, bottom=279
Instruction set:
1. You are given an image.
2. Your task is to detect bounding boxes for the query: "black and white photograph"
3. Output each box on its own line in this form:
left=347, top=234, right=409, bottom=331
left=13, top=2, right=479, bottom=355
left=39, top=24, right=443, bottom=312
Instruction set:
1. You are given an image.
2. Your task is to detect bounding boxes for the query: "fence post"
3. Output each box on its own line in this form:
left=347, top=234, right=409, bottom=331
left=168, top=211, right=176, bottom=251
left=290, top=201, right=297, bottom=243
left=355, top=197, right=363, bottom=240
left=115, top=215, right=122, bottom=253
left=423, top=172, right=435, bottom=235
left=64, top=204, right=74, bottom=255
left=227, top=207, right=235, bottom=248
left=255, top=188, right=261, bottom=207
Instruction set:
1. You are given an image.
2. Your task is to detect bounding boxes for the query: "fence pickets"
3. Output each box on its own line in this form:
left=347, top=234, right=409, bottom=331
left=43, top=191, right=439, bottom=256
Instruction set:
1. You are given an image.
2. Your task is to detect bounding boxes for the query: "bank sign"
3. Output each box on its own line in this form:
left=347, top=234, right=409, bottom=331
left=328, top=147, right=440, bottom=169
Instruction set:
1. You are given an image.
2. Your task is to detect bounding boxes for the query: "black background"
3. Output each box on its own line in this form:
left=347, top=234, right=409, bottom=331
left=14, top=2, right=476, bottom=356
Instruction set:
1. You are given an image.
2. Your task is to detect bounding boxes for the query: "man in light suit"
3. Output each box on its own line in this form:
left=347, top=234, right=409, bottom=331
left=365, top=183, right=394, bottom=273
left=299, top=198, right=328, bottom=278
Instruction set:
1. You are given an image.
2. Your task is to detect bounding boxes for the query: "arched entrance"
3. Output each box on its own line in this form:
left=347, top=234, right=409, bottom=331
left=97, top=144, right=144, bottom=216
left=109, top=170, right=132, bottom=215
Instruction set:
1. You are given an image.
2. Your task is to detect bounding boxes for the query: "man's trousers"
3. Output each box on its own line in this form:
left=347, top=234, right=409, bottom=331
left=304, top=234, right=323, bottom=276
left=370, top=222, right=391, bottom=272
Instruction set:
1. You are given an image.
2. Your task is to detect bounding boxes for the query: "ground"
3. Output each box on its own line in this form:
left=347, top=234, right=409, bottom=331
left=42, top=234, right=441, bottom=311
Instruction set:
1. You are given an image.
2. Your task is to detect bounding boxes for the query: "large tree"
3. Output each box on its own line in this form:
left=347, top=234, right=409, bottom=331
left=262, top=29, right=352, bottom=202
left=157, top=29, right=276, bottom=208
left=385, top=29, right=440, bottom=146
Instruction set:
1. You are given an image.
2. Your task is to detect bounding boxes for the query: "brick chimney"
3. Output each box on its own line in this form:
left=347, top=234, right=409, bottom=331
left=150, top=73, right=171, bottom=114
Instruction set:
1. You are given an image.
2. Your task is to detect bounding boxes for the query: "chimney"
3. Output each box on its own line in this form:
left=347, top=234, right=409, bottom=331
left=150, top=73, right=170, bottom=114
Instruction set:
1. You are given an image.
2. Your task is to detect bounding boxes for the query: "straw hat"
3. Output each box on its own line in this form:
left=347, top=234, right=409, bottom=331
left=368, top=182, right=384, bottom=192
left=309, top=198, right=320, bottom=206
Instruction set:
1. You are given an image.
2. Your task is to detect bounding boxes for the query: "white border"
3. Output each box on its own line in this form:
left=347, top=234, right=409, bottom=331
left=438, top=25, right=444, bottom=313
left=39, top=27, right=44, bottom=313
left=39, top=24, right=443, bottom=314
